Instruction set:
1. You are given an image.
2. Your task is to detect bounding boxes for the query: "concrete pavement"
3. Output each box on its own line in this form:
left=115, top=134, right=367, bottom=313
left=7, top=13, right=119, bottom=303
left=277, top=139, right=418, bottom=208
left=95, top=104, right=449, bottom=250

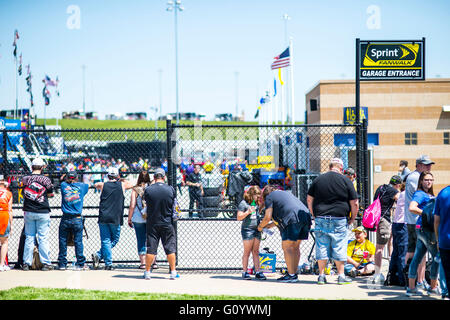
left=0, top=265, right=443, bottom=300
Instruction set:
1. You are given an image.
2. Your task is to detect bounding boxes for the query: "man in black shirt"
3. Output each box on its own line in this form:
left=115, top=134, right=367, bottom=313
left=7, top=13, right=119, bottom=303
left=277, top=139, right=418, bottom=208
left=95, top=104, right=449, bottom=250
left=92, top=167, right=133, bottom=270
left=143, top=168, right=178, bottom=280
left=258, top=187, right=311, bottom=283
left=22, top=158, right=55, bottom=271
left=307, top=158, right=359, bottom=285
left=372, top=175, right=402, bottom=281
left=186, top=164, right=204, bottom=218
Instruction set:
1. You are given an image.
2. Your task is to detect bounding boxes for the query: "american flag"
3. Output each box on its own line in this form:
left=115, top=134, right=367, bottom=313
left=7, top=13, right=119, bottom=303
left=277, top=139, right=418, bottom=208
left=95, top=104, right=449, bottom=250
left=271, top=47, right=290, bottom=70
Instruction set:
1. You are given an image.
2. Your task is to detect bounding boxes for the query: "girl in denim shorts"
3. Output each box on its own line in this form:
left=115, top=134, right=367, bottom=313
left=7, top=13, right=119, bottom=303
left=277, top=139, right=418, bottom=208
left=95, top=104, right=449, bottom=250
left=237, top=186, right=266, bottom=280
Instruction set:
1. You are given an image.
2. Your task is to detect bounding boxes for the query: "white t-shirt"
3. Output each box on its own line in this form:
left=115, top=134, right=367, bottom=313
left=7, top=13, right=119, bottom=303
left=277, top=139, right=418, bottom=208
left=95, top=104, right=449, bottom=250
left=393, top=191, right=405, bottom=224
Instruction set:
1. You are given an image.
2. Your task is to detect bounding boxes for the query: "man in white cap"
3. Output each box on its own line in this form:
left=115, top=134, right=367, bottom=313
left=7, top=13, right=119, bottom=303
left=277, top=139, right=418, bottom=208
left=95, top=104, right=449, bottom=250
left=404, top=155, right=435, bottom=292
left=21, top=158, right=55, bottom=271
left=92, top=166, right=133, bottom=270
left=307, top=158, right=359, bottom=285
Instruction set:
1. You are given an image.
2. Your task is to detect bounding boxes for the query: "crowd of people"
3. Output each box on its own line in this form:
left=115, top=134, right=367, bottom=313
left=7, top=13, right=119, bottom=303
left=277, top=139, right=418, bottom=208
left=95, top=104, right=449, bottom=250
left=0, top=154, right=449, bottom=299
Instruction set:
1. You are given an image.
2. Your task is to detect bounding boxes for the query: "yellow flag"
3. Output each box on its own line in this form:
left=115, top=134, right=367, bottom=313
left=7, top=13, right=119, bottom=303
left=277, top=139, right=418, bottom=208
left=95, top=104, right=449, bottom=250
left=278, top=68, right=284, bottom=86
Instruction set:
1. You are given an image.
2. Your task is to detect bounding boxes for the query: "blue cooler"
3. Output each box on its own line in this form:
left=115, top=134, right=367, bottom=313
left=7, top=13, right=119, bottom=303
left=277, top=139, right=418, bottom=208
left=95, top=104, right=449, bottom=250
left=259, top=252, right=276, bottom=273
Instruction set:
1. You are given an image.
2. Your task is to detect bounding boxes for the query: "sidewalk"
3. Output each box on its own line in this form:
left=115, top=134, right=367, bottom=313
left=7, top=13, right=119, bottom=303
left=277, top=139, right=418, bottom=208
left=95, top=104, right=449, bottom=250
left=0, top=265, right=441, bottom=300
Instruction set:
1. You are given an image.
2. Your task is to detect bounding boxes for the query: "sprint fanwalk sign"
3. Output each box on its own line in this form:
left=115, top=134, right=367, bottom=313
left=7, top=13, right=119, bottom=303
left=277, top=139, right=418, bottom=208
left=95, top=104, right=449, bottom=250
left=359, top=39, right=425, bottom=80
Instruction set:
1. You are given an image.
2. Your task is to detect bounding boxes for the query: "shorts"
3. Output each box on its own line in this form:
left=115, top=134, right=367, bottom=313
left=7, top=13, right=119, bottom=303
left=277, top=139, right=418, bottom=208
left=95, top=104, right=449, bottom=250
left=407, top=224, right=418, bottom=253
left=281, top=222, right=310, bottom=241
left=0, top=221, right=10, bottom=238
left=376, top=217, right=391, bottom=245
left=241, top=227, right=261, bottom=241
left=146, top=224, right=177, bottom=255
left=314, top=217, right=348, bottom=262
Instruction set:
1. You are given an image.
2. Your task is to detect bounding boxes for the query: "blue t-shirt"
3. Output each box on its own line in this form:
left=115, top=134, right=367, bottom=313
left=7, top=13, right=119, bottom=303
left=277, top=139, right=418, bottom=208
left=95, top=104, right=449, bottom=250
left=61, top=182, right=89, bottom=215
left=434, top=186, right=450, bottom=250
left=411, top=190, right=434, bottom=228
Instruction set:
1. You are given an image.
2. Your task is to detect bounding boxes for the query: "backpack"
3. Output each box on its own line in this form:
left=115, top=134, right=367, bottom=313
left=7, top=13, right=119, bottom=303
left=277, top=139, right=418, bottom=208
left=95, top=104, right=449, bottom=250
left=362, top=196, right=382, bottom=231
left=421, top=198, right=436, bottom=233
left=133, top=186, right=147, bottom=219
left=363, top=186, right=389, bottom=231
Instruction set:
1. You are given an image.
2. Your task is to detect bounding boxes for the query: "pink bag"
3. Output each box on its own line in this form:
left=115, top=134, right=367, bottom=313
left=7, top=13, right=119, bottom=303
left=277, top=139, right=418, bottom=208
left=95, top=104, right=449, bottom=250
left=362, top=196, right=382, bottom=231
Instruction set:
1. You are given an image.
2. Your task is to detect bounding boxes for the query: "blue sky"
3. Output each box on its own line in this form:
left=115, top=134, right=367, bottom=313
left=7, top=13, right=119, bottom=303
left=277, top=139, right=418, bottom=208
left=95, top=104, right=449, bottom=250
left=1, top=0, right=449, bottom=121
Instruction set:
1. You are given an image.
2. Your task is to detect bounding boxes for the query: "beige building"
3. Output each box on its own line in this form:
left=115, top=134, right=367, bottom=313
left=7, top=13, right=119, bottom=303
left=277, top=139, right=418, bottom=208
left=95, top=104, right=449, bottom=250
left=305, top=78, right=450, bottom=197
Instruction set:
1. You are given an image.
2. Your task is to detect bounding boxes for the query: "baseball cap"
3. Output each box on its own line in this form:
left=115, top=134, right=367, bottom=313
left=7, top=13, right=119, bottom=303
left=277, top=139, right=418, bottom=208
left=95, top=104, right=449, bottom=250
left=330, top=158, right=344, bottom=167
left=389, top=175, right=403, bottom=185
left=352, top=226, right=367, bottom=234
left=154, top=168, right=166, bottom=178
left=32, top=158, right=45, bottom=166
left=344, top=167, right=355, bottom=176
left=67, top=171, right=78, bottom=179
left=107, top=167, right=120, bottom=177
left=416, top=155, right=435, bottom=165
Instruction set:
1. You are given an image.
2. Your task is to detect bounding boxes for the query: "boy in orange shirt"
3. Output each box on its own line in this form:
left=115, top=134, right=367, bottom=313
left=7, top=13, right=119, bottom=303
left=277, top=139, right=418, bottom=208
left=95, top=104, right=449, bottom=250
left=0, top=178, right=13, bottom=271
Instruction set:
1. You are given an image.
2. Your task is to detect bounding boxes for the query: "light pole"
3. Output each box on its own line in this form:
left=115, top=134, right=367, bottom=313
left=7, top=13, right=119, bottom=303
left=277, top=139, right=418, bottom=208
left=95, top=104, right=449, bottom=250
left=282, top=14, right=290, bottom=47
left=81, top=64, right=86, bottom=115
left=167, top=0, right=184, bottom=124
left=158, top=69, right=163, bottom=119
left=235, top=71, right=239, bottom=121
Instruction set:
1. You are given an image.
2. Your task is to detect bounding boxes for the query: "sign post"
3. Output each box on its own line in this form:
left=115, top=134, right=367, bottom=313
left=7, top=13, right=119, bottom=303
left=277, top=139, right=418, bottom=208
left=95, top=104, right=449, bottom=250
left=355, top=38, right=426, bottom=210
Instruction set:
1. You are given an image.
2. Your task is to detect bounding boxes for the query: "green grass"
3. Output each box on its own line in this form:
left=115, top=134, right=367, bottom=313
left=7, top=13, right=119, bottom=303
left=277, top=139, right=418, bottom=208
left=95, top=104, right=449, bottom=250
left=0, top=286, right=297, bottom=300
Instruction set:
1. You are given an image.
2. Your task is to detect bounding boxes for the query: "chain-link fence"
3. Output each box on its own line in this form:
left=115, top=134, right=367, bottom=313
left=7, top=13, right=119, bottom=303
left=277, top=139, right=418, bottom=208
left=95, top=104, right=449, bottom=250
left=1, top=122, right=365, bottom=271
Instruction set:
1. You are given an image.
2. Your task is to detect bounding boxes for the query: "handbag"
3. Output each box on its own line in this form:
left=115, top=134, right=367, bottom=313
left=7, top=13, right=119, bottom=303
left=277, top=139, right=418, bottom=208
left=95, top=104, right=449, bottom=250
left=362, top=196, right=382, bottom=231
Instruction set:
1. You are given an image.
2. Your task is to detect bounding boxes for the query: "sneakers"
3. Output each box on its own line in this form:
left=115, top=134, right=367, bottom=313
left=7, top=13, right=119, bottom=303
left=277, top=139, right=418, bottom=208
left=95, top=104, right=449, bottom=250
left=406, top=287, right=429, bottom=297
left=74, top=265, right=90, bottom=271
left=255, top=272, right=267, bottom=280
left=92, top=253, right=100, bottom=270
left=144, top=270, right=151, bottom=280
left=242, top=272, right=251, bottom=280
left=427, top=286, right=441, bottom=297
left=170, top=271, right=179, bottom=280
left=57, top=265, right=68, bottom=271
left=277, top=274, right=298, bottom=283
left=337, top=275, right=353, bottom=285
left=104, top=265, right=114, bottom=270
left=277, top=273, right=292, bottom=283
left=41, top=264, right=54, bottom=271
left=317, top=274, right=327, bottom=285
left=349, top=269, right=358, bottom=278
left=0, top=265, right=11, bottom=272
left=22, top=264, right=30, bottom=271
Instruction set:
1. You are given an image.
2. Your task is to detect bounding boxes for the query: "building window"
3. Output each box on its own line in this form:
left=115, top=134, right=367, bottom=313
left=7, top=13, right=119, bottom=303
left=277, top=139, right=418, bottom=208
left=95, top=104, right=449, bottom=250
left=444, top=132, right=450, bottom=145
left=405, top=132, right=417, bottom=145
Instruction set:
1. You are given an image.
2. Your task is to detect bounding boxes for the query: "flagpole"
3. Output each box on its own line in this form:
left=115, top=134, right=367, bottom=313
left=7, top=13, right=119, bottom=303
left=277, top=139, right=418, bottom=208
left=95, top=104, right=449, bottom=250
left=289, top=37, right=295, bottom=125
left=15, top=56, right=18, bottom=120
left=280, top=69, right=285, bottom=125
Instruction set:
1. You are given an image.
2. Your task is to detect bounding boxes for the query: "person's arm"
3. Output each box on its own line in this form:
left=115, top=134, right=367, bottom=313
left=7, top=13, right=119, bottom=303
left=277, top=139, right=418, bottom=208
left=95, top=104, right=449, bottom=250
left=8, top=196, right=13, bottom=231
left=122, top=179, right=134, bottom=191
left=307, top=195, right=314, bottom=218
left=128, top=189, right=137, bottom=227
left=349, top=199, right=359, bottom=225
left=409, top=201, right=422, bottom=215
left=347, top=256, right=360, bottom=268
left=257, top=207, right=273, bottom=232
left=434, top=215, right=440, bottom=249
left=237, top=205, right=253, bottom=221
left=94, top=181, right=104, bottom=191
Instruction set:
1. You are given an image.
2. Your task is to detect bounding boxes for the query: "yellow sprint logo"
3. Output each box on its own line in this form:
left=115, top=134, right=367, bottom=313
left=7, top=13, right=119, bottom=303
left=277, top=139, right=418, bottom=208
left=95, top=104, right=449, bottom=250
left=363, top=43, right=419, bottom=67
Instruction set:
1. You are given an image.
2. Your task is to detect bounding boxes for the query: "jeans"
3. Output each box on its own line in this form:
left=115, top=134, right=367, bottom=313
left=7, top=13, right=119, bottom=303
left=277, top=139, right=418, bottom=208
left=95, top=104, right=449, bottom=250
left=408, top=228, right=447, bottom=294
left=58, top=215, right=86, bottom=267
left=189, top=191, right=203, bottom=217
left=23, top=212, right=51, bottom=266
left=96, top=223, right=121, bottom=266
left=388, top=223, right=408, bottom=285
left=314, top=217, right=348, bottom=262
left=440, top=248, right=450, bottom=295
left=133, top=222, right=147, bottom=256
